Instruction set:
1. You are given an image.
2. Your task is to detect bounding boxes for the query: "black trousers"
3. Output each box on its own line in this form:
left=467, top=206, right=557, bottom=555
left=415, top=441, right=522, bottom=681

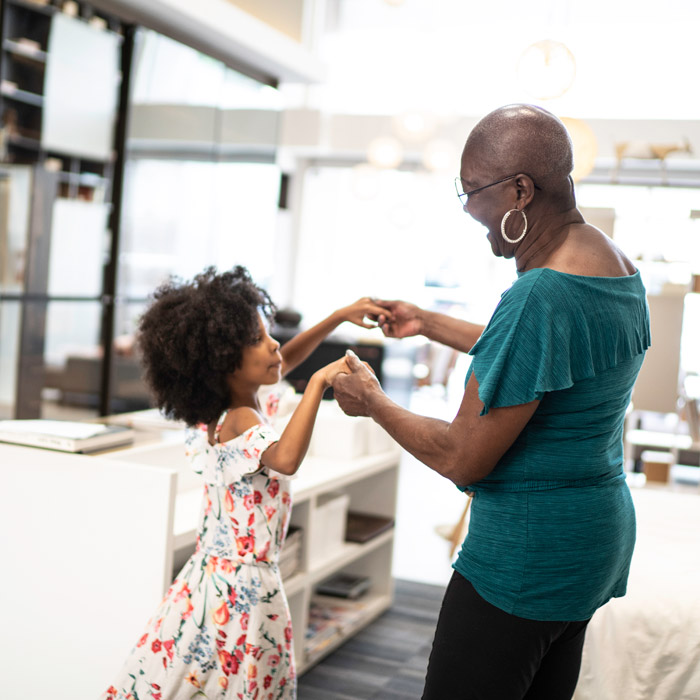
left=422, top=571, right=590, bottom=700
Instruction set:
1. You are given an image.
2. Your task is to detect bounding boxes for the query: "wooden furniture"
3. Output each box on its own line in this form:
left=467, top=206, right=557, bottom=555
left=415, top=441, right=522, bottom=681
left=0, top=412, right=400, bottom=697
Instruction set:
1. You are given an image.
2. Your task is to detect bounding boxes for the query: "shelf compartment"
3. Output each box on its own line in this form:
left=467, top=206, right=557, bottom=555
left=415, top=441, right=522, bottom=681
left=0, top=81, right=44, bottom=107
left=306, top=528, right=394, bottom=585
left=3, top=38, right=48, bottom=63
left=299, top=591, right=392, bottom=673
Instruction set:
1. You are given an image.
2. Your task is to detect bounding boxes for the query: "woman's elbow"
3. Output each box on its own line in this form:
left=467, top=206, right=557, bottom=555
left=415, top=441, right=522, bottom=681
left=442, top=453, right=493, bottom=488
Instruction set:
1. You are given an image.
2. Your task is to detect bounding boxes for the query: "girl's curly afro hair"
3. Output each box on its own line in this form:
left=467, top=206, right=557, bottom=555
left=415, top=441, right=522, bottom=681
left=137, top=265, right=276, bottom=427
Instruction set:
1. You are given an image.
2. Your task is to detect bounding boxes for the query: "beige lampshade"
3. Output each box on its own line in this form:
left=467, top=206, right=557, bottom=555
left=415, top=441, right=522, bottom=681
left=560, top=117, right=598, bottom=182
left=367, top=136, right=403, bottom=169
left=518, top=40, right=576, bottom=100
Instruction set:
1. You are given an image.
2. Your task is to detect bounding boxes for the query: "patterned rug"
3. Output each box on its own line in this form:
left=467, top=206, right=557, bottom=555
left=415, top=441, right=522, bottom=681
left=297, top=579, right=445, bottom=700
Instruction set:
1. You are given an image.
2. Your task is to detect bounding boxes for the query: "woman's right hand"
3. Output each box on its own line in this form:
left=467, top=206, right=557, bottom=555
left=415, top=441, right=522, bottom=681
left=374, top=300, right=424, bottom=338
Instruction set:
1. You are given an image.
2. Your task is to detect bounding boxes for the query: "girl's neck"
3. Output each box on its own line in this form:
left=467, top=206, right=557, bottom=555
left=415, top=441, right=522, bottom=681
left=226, top=377, right=263, bottom=412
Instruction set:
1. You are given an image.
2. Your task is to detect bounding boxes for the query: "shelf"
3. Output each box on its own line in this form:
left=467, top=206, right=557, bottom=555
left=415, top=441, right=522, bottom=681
left=0, top=82, right=44, bottom=107
left=5, top=133, right=41, bottom=151
left=5, top=0, right=57, bottom=18
left=2, top=38, right=48, bottom=63
left=292, top=447, right=402, bottom=499
left=307, top=529, right=394, bottom=586
left=299, top=592, right=392, bottom=673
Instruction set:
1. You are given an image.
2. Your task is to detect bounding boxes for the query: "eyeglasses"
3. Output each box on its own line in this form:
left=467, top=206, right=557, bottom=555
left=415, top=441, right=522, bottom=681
left=454, top=174, right=541, bottom=206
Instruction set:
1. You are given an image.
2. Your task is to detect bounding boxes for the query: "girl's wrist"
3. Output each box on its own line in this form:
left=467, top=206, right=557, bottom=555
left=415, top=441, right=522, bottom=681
left=309, top=370, right=330, bottom=391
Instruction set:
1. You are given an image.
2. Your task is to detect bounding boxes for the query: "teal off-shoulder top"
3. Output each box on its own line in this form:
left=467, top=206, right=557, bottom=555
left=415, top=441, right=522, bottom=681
left=453, top=267, right=651, bottom=621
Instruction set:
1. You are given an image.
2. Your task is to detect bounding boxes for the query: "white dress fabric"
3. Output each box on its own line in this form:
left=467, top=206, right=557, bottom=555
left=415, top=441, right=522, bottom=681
left=103, top=391, right=296, bottom=700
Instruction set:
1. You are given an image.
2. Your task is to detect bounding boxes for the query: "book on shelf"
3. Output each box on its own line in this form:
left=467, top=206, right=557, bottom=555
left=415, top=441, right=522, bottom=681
left=315, top=572, right=371, bottom=600
left=108, top=408, right=185, bottom=431
left=345, top=511, right=394, bottom=543
left=0, top=419, right=134, bottom=453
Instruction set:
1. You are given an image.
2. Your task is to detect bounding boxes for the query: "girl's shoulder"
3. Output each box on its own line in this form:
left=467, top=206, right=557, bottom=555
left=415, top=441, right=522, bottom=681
left=218, top=406, right=266, bottom=445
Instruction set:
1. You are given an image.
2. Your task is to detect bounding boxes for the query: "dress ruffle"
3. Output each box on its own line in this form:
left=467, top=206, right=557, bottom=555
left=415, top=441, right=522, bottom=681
left=469, top=269, right=651, bottom=415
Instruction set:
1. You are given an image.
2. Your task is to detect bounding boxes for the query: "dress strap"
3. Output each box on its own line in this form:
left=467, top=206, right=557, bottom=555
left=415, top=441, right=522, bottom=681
left=214, top=409, right=232, bottom=444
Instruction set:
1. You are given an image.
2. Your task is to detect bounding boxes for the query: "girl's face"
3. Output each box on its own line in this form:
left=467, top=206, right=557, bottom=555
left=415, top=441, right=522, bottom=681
left=234, top=313, right=283, bottom=386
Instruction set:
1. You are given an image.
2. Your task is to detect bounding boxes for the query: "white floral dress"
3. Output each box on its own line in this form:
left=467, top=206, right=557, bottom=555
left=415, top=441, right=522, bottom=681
left=104, top=392, right=296, bottom=700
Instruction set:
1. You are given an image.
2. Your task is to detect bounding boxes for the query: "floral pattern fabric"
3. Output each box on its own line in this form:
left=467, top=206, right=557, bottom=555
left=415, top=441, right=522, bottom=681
left=103, top=390, right=295, bottom=699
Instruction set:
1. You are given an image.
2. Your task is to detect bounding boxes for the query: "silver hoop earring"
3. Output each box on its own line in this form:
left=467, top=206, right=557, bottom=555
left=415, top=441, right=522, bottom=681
left=501, top=209, right=528, bottom=244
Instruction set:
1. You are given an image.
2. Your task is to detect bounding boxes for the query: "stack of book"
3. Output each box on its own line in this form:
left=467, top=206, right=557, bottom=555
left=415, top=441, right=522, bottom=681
left=0, top=419, right=134, bottom=453
left=279, top=526, right=303, bottom=580
left=304, top=593, right=370, bottom=663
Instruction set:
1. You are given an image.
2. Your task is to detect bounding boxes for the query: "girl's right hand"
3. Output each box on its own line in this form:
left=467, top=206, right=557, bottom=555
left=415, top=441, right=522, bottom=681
left=316, top=356, right=351, bottom=388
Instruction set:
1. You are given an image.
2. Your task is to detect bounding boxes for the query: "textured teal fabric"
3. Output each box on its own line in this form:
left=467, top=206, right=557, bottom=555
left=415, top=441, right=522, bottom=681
left=453, top=268, right=651, bottom=621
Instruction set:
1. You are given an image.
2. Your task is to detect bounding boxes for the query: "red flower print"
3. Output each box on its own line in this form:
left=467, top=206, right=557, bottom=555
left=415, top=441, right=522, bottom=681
left=225, top=489, right=234, bottom=512
left=280, top=678, right=287, bottom=687
left=267, top=614, right=279, bottom=621
left=182, top=598, right=194, bottom=620
left=136, top=633, right=148, bottom=647
left=236, top=536, right=254, bottom=557
left=249, top=680, right=258, bottom=693
left=266, top=394, right=279, bottom=415
left=206, top=556, right=218, bottom=576
left=173, top=582, right=190, bottom=602
left=235, top=647, right=244, bottom=662
left=254, top=490, right=263, bottom=504
left=244, top=493, right=255, bottom=510
left=151, top=639, right=162, bottom=653
left=282, top=491, right=291, bottom=505
left=248, top=512, right=255, bottom=527
left=264, top=506, right=276, bottom=520
left=243, top=448, right=253, bottom=460
left=152, top=694, right=162, bottom=700
left=218, top=676, right=229, bottom=689
left=267, top=481, right=279, bottom=498
left=237, top=633, right=247, bottom=647
left=219, top=649, right=239, bottom=676
left=268, top=654, right=280, bottom=667
left=241, top=612, right=250, bottom=630
left=220, top=558, right=234, bottom=574
left=212, top=601, right=230, bottom=626
left=284, top=623, right=293, bottom=643
left=228, top=588, right=237, bottom=606
left=264, top=675, right=272, bottom=689
left=163, top=639, right=174, bottom=660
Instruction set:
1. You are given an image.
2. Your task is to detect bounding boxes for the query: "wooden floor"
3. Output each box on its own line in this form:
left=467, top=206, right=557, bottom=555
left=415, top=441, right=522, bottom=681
left=297, top=579, right=445, bottom=700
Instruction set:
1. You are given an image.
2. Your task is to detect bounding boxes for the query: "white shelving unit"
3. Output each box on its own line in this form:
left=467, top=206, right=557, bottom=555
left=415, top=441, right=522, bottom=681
left=1, top=408, right=400, bottom=697
left=104, top=412, right=402, bottom=675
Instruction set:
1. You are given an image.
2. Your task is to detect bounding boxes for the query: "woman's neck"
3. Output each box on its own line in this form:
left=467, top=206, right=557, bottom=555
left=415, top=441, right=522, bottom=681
left=515, top=207, right=583, bottom=273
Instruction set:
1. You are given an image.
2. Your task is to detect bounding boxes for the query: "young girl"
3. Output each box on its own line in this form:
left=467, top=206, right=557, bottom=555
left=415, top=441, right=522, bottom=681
left=103, top=266, right=389, bottom=700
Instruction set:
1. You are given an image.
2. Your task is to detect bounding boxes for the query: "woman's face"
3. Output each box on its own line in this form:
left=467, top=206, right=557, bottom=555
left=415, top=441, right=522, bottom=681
left=459, top=152, right=514, bottom=259
left=234, top=313, right=283, bottom=386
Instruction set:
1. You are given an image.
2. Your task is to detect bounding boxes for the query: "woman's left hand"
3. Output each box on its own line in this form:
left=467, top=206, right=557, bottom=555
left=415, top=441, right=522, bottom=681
left=332, top=350, right=382, bottom=417
left=338, top=297, right=393, bottom=329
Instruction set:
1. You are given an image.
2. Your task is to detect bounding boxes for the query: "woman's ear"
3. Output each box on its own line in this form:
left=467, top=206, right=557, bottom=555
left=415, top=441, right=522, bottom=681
left=515, top=174, right=536, bottom=206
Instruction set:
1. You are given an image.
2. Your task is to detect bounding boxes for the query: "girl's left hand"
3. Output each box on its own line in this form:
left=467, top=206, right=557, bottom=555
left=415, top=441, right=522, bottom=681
left=339, top=297, right=394, bottom=329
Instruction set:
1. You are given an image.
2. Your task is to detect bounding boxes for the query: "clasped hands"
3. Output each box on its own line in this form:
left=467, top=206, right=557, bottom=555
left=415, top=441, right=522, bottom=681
left=333, top=298, right=422, bottom=417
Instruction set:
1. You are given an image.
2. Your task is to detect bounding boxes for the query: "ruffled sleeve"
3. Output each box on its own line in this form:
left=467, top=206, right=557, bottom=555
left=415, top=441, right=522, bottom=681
left=185, top=421, right=280, bottom=486
left=468, top=269, right=650, bottom=415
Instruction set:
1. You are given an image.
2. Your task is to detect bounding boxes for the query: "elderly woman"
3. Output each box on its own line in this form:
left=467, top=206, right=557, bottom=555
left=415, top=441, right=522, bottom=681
left=333, top=104, right=650, bottom=700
